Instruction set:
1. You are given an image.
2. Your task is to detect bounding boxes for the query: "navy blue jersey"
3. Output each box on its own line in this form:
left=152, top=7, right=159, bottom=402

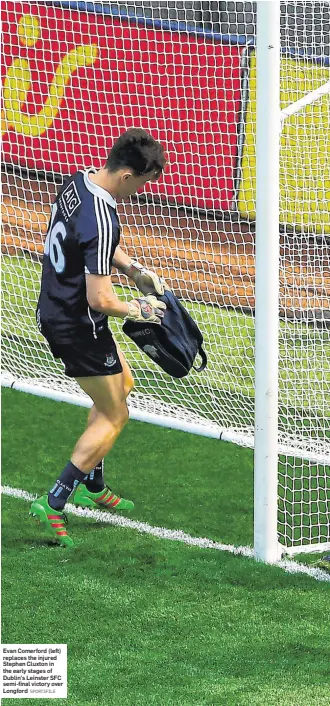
left=37, top=168, right=120, bottom=344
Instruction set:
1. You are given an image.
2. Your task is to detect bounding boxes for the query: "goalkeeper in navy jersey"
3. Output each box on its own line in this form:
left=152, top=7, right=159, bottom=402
left=31, top=128, right=167, bottom=547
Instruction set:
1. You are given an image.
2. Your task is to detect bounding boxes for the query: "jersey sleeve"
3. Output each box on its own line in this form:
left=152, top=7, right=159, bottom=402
left=78, top=197, right=119, bottom=276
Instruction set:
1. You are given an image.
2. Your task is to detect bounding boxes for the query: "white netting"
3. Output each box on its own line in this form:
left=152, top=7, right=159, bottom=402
left=1, top=1, right=329, bottom=553
left=280, top=5, right=329, bottom=551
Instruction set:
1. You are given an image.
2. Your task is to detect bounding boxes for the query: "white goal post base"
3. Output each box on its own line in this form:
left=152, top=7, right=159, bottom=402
left=284, top=542, right=330, bottom=557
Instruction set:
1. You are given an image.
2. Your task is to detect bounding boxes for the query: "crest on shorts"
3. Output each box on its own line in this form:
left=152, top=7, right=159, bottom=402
left=104, top=353, right=116, bottom=367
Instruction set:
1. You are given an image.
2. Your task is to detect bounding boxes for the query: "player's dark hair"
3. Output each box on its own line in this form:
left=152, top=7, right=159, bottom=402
left=106, top=128, right=166, bottom=178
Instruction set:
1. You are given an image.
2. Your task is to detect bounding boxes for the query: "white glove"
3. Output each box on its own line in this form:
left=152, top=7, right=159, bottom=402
left=125, top=296, right=166, bottom=325
left=129, top=261, right=169, bottom=296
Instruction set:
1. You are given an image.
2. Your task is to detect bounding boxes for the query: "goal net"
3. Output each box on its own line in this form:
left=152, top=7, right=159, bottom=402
left=2, top=1, right=329, bottom=556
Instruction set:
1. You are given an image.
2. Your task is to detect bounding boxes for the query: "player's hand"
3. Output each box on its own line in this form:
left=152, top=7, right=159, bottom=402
left=125, top=296, right=166, bottom=325
left=129, top=261, right=170, bottom=296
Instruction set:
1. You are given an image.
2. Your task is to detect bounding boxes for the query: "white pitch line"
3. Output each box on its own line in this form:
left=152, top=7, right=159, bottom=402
left=2, top=484, right=330, bottom=583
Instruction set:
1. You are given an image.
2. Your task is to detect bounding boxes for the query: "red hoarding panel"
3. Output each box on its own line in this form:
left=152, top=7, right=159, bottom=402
left=2, top=2, right=242, bottom=210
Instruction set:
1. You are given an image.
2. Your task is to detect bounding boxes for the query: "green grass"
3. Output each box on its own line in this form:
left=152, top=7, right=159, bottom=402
left=2, top=388, right=330, bottom=706
left=2, top=388, right=253, bottom=546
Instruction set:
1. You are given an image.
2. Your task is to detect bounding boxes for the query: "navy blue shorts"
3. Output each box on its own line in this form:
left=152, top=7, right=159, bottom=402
left=46, top=329, right=123, bottom=378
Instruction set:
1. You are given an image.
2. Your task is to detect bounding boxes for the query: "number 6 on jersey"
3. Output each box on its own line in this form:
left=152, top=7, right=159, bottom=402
left=44, top=204, right=67, bottom=273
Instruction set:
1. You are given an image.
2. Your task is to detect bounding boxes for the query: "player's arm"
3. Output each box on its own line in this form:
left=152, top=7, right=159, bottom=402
left=81, top=213, right=165, bottom=323
left=85, top=273, right=165, bottom=324
left=86, top=273, right=128, bottom=318
left=112, top=245, right=168, bottom=296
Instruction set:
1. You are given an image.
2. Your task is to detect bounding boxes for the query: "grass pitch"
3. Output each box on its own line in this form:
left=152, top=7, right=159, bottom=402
left=2, top=388, right=330, bottom=706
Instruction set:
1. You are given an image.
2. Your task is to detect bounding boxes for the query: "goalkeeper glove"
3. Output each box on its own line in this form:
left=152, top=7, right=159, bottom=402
left=125, top=295, right=166, bottom=325
left=129, top=261, right=169, bottom=296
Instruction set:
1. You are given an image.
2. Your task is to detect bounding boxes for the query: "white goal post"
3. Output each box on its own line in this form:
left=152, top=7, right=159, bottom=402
left=1, top=0, right=329, bottom=560
left=254, top=0, right=281, bottom=562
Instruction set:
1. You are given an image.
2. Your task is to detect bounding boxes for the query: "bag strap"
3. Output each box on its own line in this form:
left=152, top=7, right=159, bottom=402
left=193, top=346, right=207, bottom=372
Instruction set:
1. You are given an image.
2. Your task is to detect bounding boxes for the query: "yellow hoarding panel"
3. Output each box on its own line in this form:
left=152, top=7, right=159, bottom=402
left=238, top=52, right=330, bottom=234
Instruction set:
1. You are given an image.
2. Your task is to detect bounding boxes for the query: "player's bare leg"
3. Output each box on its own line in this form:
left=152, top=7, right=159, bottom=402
left=71, top=374, right=128, bottom=471
left=85, top=345, right=134, bottom=432
left=72, top=350, right=135, bottom=512
left=30, top=364, right=134, bottom=546
left=72, top=345, right=134, bottom=470
left=79, top=346, right=134, bottom=488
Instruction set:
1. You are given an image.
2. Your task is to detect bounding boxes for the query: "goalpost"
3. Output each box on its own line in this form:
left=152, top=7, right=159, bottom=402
left=1, top=1, right=329, bottom=560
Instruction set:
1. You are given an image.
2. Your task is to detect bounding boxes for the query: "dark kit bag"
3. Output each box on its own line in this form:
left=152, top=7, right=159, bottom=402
left=123, top=290, right=207, bottom=378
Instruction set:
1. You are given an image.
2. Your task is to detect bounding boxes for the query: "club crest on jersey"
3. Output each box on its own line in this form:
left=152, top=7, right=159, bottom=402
left=59, top=181, right=81, bottom=221
left=104, top=353, right=116, bottom=368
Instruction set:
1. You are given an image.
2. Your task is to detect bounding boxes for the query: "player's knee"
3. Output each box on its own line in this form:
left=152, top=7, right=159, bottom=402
left=104, top=402, right=129, bottom=433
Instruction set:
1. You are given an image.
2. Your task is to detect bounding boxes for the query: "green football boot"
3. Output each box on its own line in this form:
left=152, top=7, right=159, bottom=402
left=73, top=484, right=134, bottom=512
left=29, top=495, right=73, bottom=548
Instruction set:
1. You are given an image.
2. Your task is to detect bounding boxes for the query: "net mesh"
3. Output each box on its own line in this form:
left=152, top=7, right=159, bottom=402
left=279, top=3, right=329, bottom=551
left=1, top=0, right=329, bottom=552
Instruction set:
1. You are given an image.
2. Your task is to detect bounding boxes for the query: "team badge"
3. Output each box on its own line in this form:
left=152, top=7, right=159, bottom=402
left=104, top=353, right=116, bottom=367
